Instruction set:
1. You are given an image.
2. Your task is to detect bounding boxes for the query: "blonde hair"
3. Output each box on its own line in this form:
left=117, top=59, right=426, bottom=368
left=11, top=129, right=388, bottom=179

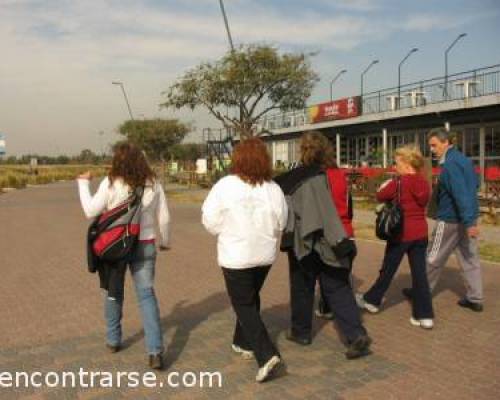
left=394, top=146, right=425, bottom=172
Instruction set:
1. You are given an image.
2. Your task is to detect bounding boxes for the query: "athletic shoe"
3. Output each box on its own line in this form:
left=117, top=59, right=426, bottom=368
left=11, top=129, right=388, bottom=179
left=457, top=298, right=483, bottom=312
left=410, top=317, right=434, bottom=329
left=355, top=293, right=380, bottom=314
left=255, top=356, right=282, bottom=383
left=314, top=309, right=335, bottom=320
left=285, top=331, right=312, bottom=346
left=231, top=344, right=254, bottom=360
left=149, top=353, right=164, bottom=370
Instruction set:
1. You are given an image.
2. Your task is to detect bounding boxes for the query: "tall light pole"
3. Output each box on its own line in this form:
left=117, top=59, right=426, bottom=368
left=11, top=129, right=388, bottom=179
left=398, top=47, right=418, bottom=109
left=444, top=33, right=467, bottom=99
left=330, top=69, right=347, bottom=102
left=218, top=0, right=234, bottom=51
left=112, top=81, right=134, bottom=120
left=361, top=59, right=379, bottom=103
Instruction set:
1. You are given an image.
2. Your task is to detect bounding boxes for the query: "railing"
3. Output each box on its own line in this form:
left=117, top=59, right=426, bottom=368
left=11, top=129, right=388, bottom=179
left=258, top=64, right=500, bottom=131
left=362, top=64, right=500, bottom=114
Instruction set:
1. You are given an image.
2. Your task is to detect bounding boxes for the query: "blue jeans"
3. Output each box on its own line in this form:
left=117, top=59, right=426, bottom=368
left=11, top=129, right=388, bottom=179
left=104, top=242, right=164, bottom=355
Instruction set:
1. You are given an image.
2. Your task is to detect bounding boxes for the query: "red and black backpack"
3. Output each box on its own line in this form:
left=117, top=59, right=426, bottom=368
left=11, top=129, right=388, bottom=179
left=88, top=186, right=144, bottom=264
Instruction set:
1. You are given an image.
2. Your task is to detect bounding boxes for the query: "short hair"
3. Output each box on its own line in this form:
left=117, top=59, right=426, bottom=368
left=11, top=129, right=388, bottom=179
left=427, top=128, right=457, bottom=144
left=300, top=131, right=336, bottom=169
left=394, top=146, right=425, bottom=172
left=231, top=138, right=272, bottom=185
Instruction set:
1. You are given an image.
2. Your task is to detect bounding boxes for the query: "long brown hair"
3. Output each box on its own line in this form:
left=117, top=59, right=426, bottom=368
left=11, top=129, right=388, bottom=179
left=300, top=131, right=336, bottom=169
left=109, top=142, right=156, bottom=189
left=231, top=138, right=272, bottom=185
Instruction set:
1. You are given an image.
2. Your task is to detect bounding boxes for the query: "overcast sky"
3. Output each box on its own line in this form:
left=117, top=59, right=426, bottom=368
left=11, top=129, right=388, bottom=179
left=1, top=0, right=499, bottom=156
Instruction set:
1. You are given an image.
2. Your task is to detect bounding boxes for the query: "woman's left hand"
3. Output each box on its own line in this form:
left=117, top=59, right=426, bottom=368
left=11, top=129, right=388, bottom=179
left=78, top=171, right=92, bottom=180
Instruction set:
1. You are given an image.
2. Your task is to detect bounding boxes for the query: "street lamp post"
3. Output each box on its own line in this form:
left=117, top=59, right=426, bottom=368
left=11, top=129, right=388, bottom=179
left=330, top=69, right=347, bottom=102
left=361, top=59, right=379, bottom=106
left=218, top=0, right=234, bottom=51
left=112, top=81, right=134, bottom=120
left=444, top=33, right=467, bottom=99
left=398, top=48, right=418, bottom=109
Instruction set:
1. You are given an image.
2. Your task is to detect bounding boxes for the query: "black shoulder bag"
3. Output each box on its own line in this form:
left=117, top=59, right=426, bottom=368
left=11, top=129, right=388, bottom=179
left=375, top=178, right=403, bottom=241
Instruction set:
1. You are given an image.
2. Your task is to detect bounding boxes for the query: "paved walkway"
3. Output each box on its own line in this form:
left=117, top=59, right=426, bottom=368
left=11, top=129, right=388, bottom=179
left=0, top=181, right=499, bottom=399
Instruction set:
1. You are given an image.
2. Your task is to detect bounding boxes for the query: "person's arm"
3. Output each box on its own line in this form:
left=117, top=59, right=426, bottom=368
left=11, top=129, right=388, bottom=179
left=201, top=182, right=225, bottom=236
left=155, top=184, right=171, bottom=249
left=77, top=176, right=109, bottom=219
left=376, top=178, right=397, bottom=202
left=273, top=185, right=288, bottom=232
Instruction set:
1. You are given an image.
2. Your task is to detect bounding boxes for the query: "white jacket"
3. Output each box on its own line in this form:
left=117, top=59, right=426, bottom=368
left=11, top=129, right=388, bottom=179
left=78, top=177, right=170, bottom=248
left=202, top=175, right=287, bottom=269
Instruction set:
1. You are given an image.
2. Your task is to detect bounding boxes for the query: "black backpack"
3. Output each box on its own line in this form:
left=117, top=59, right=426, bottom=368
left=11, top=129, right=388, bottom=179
left=375, top=178, right=403, bottom=241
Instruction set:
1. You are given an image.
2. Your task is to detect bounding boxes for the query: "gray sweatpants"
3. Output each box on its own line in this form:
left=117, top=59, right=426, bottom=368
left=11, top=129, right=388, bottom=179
left=427, top=221, right=483, bottom=303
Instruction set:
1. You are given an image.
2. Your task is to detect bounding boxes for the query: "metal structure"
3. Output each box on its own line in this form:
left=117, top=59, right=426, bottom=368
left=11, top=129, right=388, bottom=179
left=112, top=81, right=134, bottom=120
left=444, top=33, right=467, bottom=99
left=398, top=48, right=419, bottom=109
left=330, top=69, right=347, bottom=101
left=361, top=60, right=379, bottom=108
left=203, top=127, right=234, bottom=171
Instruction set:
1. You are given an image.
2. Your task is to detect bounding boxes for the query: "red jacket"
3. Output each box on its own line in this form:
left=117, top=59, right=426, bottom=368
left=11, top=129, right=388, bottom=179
left=326, top=168, right=354, bottom=237
left=376, top=174, right=431, bottom=242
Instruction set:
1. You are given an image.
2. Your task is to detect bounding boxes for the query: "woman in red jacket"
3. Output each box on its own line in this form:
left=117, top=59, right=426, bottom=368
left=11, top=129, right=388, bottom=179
left=356, top=146, right=434, bottom=329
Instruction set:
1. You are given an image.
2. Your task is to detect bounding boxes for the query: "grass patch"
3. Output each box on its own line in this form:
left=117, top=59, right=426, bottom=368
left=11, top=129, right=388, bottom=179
left=0, top=165, right=108, bottom=192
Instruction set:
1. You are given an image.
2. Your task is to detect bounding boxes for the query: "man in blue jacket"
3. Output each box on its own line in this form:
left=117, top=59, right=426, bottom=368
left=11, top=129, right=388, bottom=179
left=406, top=128, right=483, bottom=311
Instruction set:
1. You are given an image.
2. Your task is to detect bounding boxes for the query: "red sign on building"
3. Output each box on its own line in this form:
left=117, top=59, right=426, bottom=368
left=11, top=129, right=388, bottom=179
left=309, top=96, right=361, bottom=123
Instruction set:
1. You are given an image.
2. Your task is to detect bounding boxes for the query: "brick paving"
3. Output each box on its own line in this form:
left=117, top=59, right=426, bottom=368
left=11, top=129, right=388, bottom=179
left=0, top=181, right=499, bottom=399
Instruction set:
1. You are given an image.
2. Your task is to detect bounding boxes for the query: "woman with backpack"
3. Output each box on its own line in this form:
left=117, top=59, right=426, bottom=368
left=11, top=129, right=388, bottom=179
left=355, top=146, right=434, bottom=329
left=202, top=138, right=287, bottom=383
left=77, top=142, right=170, bottom=369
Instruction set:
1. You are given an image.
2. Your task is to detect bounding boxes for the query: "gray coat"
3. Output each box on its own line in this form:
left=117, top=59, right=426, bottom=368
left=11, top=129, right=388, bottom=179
left=284, top=174, right=350, bottom=268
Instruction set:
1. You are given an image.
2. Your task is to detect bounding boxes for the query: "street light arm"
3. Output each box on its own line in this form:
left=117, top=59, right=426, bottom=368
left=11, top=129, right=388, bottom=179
left=399, top=48, right=418, bottom=68
left=446, top=33, right=467, bottom=54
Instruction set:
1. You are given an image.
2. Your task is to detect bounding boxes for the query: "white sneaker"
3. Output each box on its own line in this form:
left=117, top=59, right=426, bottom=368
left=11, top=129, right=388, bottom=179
left=355, top=293, right=380, bottom=314
left=256, top=355, right=282, bottom=383
left=410, top=317, right=434, bottom=329
left=231, top=344, right=254, bottom=360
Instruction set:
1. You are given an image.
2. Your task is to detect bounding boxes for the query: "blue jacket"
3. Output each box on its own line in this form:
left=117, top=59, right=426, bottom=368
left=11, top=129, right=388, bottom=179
left=437, top=147, right=479, bottom=227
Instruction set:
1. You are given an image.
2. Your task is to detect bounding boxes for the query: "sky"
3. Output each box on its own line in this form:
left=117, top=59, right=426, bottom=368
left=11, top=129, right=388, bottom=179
left=1, top=0, right=499, bottom=156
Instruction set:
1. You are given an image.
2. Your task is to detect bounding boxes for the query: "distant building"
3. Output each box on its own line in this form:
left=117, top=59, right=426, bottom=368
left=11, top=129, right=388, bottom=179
left=258, top=64, right=500, bottom=184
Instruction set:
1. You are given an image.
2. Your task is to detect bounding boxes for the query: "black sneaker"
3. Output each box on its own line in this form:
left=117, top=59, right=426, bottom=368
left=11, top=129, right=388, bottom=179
left=285, top=331, right=312, bottom=346
left=457, top=298, right=483, bottom=312
left=402, top=288, right=413, bottom=300
left=345, top=335, right=372, bottom=360
left=149, top=353, right=164, bottom=370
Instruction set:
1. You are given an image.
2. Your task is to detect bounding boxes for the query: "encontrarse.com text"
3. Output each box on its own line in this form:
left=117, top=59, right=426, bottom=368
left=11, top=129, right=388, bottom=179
left=0, top=369, right=223, bottom=389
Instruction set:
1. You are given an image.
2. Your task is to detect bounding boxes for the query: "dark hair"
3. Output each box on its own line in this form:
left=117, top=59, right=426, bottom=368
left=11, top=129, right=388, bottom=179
left=427, top=128, right=457, bottom=145
left=231, top=138, right=272, bottom=185
left=300, top=131, right=336, bottom=169
left=109, top=142, right=156, bottom=189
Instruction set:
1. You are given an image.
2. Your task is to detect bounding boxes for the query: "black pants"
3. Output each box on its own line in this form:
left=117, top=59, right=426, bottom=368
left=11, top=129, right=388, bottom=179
left=222, top=265, right=279, bottom=367
left=363, top=239, right=434, bottom=319
left=288, top=251, right=367, bottom=343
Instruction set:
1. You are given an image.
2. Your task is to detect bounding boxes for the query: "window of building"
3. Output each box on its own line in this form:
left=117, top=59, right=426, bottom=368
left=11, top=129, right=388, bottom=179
left=464, top=128, right=480, bottom=158
left=486, top=126, right=500, bottom=157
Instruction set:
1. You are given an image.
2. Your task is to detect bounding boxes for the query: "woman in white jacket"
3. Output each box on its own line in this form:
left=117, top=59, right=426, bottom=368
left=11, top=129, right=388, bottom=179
left=77, top=143, right=170, bottom=370
left=202, top=138, right=287, bottom=383
left=202, top=138, right=287, bottom=382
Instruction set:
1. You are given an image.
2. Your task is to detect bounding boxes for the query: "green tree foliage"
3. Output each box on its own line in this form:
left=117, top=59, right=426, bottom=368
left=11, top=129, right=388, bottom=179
left=170, top=143, right=206, bottom=162
left=118, top=119, right=190, bottom=161
left=161, top=44, right=318, bottom=139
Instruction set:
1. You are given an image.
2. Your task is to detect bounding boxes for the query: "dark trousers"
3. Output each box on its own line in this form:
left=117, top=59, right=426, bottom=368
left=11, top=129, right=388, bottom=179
left=288, top=251, right=367, bottom=343
left=222, top=265, right=279, bottom=367
left=364, top=239, right=434, bottom=319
